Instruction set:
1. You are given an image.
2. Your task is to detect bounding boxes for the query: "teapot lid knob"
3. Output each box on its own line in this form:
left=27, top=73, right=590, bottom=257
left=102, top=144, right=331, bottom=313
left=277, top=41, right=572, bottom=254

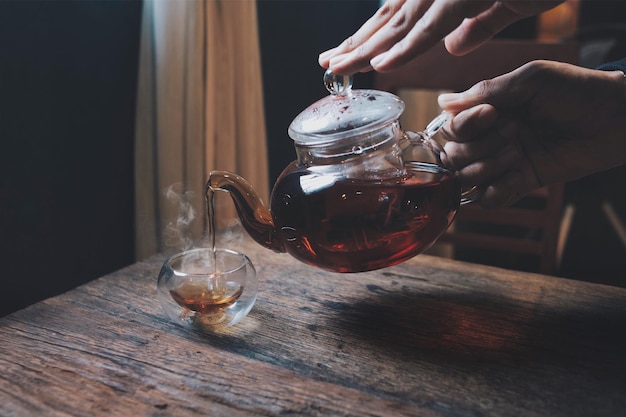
left=323, top=69, right=353, bottom=96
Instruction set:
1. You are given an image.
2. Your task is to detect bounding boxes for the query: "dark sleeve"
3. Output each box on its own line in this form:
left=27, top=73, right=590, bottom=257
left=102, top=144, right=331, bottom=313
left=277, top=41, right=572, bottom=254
left=596, top=58, right=626, bottom=72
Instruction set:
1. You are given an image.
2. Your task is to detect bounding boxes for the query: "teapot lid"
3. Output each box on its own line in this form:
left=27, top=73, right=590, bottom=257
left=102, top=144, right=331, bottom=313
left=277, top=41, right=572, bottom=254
left=288, top=71, right=405, bottom=146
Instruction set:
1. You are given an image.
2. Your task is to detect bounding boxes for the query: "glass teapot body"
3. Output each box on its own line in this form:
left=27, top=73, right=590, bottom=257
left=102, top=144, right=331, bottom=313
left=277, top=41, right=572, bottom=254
left=268, top=121, right=460, bottom=272
left=207, top=72, right=462, bottom=273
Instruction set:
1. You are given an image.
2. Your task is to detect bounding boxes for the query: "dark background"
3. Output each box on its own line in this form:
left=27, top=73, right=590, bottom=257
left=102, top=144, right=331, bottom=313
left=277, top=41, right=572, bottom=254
left=1, top=0, right=625, bottom=317
left=558, top=0, right=626, bottom=284
left=0, top=1, right=142, bottom=316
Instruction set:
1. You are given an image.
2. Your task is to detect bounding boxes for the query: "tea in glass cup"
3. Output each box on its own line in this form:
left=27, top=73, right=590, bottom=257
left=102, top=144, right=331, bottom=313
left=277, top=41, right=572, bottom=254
left=157, top=248, right=257, bottom=331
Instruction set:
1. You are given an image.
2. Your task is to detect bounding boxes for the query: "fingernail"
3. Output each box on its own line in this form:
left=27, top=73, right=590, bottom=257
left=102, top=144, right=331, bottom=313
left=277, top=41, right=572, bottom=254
left=438, top=93, right=460, bottom=106
left=370, top=53, right=387, bottom=69
left=318, top=50, right=333, bottom=63
left=328, top=54, right=348, bottom=70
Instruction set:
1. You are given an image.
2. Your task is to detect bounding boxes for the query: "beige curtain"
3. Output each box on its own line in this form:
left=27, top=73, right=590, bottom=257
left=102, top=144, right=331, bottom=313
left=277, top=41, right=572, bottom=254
left=134, top=0, right=269, bottom=260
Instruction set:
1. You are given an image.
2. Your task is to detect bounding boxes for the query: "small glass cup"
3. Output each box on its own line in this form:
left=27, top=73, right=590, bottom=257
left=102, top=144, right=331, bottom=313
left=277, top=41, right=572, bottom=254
left=157, top=248, right=258, bottom=331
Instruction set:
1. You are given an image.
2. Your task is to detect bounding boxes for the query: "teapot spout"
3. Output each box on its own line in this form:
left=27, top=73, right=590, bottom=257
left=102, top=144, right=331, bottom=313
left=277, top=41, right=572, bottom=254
left=206, top=171, right=285, bottom=253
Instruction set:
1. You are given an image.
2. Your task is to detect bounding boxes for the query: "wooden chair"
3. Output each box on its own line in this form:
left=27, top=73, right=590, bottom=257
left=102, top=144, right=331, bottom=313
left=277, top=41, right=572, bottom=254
left=375, top=40, right=579, bottom=275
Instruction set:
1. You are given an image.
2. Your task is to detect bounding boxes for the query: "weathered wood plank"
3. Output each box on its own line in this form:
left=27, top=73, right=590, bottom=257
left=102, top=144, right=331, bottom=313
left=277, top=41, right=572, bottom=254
left=1, top=239, right=625, bottom=416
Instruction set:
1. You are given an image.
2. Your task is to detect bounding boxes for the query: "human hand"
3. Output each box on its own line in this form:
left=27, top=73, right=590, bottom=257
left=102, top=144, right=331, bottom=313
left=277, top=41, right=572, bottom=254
left=319, top=0, right=562, bottom=75
left=437, top=61, right=626, bottom=207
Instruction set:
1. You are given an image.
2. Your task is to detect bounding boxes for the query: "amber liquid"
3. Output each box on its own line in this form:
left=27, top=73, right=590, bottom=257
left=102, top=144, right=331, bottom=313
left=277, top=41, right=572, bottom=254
left=270, top=163, right=460, bottom=272
left=170, top=281, right=243, bottom=315
left=168, top=191, right=242, bottom=315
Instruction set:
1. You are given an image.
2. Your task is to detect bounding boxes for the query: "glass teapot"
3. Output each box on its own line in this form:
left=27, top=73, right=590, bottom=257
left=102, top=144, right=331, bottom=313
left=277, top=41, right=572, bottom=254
left=207, top=71, right=477, bottom=273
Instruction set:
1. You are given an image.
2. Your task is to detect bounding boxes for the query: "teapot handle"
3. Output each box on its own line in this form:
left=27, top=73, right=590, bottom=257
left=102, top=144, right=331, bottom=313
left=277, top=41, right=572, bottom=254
left=423, top=111, right=451, bottom=139
left=421, top=111, right=483, bottom=205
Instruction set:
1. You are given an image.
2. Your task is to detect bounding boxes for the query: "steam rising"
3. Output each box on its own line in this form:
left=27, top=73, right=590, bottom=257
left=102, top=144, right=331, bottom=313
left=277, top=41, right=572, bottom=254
left=163, top=183, right=244, bottom=252
left=164, top=183, right=197, bottom=251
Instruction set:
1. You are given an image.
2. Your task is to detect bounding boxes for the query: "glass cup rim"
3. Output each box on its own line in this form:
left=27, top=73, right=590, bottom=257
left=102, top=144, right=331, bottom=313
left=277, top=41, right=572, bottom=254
left=164, top=247, right=249, bottom=277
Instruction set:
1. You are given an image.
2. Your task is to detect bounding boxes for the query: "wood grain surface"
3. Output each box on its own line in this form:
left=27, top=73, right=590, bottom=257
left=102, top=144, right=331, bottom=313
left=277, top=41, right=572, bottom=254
left=1, top=239, right=625, bottom=417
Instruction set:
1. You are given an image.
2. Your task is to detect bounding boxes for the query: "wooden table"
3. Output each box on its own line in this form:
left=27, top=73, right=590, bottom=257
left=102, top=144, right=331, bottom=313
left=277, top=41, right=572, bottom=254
left=1, top=238, right=625, bottom=417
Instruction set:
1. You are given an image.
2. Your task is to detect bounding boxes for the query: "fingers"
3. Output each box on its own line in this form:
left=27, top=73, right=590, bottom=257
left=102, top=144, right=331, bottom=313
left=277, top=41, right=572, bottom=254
left=452, top=129, right=524, bottom=187
left=319, top=0, right=561, bottom=75
left=319, top=0, right=496, bottom=75
left=440, top=104, right=506, bottom=171
left=439, top=104, right=502, bottom=169
left=441, top=104, right=497, bottom=143
left=368, top=0, right=492, bottom=72
left=443, top=3, right=522, bottom=56
left=325, top=0, right=433, bottom=75
left=319, top=0, right=424, bottom=74
left=454, top=143, right=541, bottom=208
left=442, top=137, right=508, bottom=172
left=438, top=104, right=541, bottom=207
left=318, top=0, right=399, bottom=67
left=438, top=62, right=542, bottom=112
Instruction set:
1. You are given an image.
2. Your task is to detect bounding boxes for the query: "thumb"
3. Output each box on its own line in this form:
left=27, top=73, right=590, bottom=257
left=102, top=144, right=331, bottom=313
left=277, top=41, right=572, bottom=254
left=437, top=62, right=540, bottom=112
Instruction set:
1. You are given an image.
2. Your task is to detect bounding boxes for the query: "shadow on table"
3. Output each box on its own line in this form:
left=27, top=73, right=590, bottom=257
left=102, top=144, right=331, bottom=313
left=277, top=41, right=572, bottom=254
left=325, top=283, right=626, bottom=373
